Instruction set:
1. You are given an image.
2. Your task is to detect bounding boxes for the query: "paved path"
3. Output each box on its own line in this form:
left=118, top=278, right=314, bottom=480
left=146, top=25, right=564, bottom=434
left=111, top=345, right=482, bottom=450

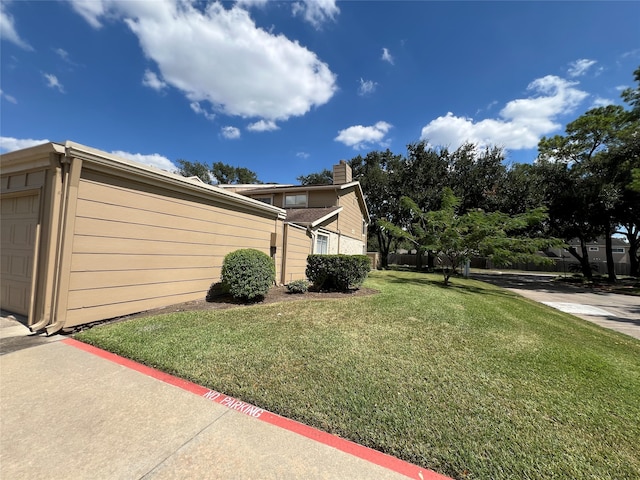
left=472, top=272, right=640, bottom=340
left=0, top=314, right=447, bottom=480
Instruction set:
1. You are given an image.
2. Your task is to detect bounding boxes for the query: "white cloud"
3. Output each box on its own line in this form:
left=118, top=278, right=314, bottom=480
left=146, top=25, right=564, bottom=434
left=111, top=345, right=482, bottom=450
left=221, top=126, right=241, bottom=139
left=296, top=151, right=310, bottom=159
left=0, top=89, right=17, bottom=104
left=0, top=137, right=50, bottom=152
left=0, top=3, right=33, bottom=51
left=381, top=47, right=394, bottom=65
left=335, top=121, right=392, bottom=150
left=190, top=101, right=216, bottom=121
left=568, top=59, right=597, bottom=77
left=44, top=73, right=65, bottom=93
left=235, top=0, right=269, bottom=8
left=68, top=0, right=107, bottom=28
left=69, top=0, right=337, bottom=124
left=420, top=75, right=588, bottom=151
left=591, top=97, right=614, bottom=108
left=111, top=150, right=176, bottom=171
left=358, top=78, right=377, bottom=96
left=142, top=69, right=167, bottom=91
left=292, top=0, right=339, bottom=29
left=247, top=119, right=279, bottom=132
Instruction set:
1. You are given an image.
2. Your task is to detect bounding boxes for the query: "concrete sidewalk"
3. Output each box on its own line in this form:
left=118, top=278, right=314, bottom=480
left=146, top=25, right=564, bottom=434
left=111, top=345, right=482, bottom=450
left=0, top=317, right=446, bottom=480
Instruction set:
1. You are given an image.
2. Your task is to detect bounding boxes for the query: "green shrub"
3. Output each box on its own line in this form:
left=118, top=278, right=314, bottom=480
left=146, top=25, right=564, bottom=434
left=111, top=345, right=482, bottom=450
left=221, top=249, right=275, bottom=301
left=306, top=254, right=370, bottom=292
left=286, top=279, right=309, bottom=294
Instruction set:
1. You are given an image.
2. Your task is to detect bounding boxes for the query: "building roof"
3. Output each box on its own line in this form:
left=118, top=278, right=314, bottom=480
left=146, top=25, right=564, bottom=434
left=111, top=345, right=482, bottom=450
left=285, top=206, right=342, bottom=228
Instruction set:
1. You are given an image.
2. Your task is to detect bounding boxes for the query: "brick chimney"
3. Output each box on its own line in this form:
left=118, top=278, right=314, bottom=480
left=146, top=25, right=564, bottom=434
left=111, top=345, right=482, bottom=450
left=333, top=160, right=352, bottom=184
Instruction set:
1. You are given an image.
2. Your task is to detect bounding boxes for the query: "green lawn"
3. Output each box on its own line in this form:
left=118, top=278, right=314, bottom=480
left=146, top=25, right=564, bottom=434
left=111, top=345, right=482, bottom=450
left=75, top=270, right=640, bottom=480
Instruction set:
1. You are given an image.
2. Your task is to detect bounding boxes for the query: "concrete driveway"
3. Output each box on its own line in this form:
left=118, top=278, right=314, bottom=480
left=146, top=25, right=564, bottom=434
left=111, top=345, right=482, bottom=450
left=472, top=272, right=640, bottom=340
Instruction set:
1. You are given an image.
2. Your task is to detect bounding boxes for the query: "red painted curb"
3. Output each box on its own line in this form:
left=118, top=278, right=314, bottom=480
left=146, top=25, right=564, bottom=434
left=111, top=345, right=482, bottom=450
left=63, top=338, right=451, bottom=480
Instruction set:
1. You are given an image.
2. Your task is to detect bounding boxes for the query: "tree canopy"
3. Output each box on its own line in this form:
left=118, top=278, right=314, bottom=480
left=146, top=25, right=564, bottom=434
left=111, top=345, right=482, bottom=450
left=176, top=160, right=261, bottom=185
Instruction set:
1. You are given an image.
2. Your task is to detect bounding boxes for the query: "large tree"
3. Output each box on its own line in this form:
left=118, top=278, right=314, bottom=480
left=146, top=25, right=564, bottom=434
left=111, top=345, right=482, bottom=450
left=296, top=169, right=333, bottom=185
left=537, top=104, right=637, bottom=282
left=176, top=159, right=213, bottom=184
left=382, top=188, right=560, bottom=285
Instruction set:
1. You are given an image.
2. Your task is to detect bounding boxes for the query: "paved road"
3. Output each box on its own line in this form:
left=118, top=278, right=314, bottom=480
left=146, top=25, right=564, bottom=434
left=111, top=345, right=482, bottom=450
left=472, top=272, right=640, bottom=340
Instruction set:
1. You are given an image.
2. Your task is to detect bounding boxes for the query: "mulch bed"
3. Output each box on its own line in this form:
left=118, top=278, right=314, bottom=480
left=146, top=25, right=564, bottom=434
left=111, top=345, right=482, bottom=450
left=74, top=286, right=378, bottom=331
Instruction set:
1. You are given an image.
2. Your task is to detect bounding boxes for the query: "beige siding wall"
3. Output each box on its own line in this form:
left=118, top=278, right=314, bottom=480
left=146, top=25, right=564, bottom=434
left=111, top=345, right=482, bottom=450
left=63, top=169, right=281, bottom=327
left=308, top=190, right=337, bottom=208
left=282, top=224, right=310, bottom=283
left=337, top=187, right=365, bottom=241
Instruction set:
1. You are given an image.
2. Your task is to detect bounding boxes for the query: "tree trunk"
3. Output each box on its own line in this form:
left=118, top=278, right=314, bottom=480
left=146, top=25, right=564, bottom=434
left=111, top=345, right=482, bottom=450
left=378, top=229, right=391, bottom=269
left=624, top=224, right=639, bottom=277
left=567, top=237, right=593, bottom=280
left=427, top=251, right=435, bottom=271
left=416, top=246, right=424, bottom=271
left=604, top=227, right=617, bottom=283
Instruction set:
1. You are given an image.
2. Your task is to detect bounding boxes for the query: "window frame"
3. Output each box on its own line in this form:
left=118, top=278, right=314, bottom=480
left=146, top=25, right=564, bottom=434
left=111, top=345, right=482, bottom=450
left=284, top=193, right=308, bottom=208
left=315, top=233, right=329, bottom=255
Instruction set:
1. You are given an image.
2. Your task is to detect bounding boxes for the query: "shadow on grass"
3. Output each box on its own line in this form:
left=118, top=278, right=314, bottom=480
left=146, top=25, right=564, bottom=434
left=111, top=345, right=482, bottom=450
left=380, top=270, right=517, bottom=298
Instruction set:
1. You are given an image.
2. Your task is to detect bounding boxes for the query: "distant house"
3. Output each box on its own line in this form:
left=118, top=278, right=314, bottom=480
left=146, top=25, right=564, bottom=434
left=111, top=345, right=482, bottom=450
left=546, top=237, right=630, bottom=275
left=220, top=161, right=370, bottom=281
left=0, top=142, right=369, bottom=333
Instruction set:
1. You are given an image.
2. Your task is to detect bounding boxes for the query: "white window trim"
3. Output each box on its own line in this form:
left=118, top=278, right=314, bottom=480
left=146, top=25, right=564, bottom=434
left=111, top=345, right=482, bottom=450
left=315, top=232, right=329, bottom=255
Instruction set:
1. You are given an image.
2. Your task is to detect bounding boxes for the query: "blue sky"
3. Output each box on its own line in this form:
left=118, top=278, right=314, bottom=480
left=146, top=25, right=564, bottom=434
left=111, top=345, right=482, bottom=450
left=1, top=1, right=639, bottom=184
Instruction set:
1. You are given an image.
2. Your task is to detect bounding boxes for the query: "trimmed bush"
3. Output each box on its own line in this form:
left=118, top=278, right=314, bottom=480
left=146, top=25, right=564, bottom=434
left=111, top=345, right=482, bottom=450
left=286, top=279, right=309, bottom=294
left=221, top=249, right=275, bottom=301
left=306, top=254, right=370, bottom=292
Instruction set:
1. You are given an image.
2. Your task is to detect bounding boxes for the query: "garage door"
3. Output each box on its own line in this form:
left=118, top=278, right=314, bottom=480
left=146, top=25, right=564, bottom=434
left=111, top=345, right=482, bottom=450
left=1, top=193, right=40, bottom=316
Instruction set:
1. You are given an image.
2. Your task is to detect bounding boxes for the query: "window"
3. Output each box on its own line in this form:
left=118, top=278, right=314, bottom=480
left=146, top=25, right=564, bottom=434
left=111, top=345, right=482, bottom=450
left=315, top=234, right=329, bottom=254
left=589, top=246, right=599, bottom=252
left=255, top=196, right=272, bottom=205
left=284, top=193, right=307, bottom=207
left=612, top=247, right=625, bottom=254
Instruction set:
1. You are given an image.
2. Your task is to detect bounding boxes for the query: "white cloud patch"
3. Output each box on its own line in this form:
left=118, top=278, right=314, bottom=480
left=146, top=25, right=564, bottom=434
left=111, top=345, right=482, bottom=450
left=111, top=150, right=176, bottom=171
left=0, top=137, right=50, bottom=152
left=335, top=121, right=392, bottom=150
left=591, top=96, right=614, bottom=108
left=44, top=73, right=65, bottom=93
left=69, top=0, right=337, bottom=124
left=0, top=89, right=17, bottom=104
left=247, top=119, right=279, bottom=132
left=68, top=0, right=108, bottom=28
left=0, top=3, right=33, bottom=50
left=296, top=151, right=310, bottom=159
left=292, top=0, right=339, bottom=29
left=358, top=78, right=377, bottom=96
left=381, top=47, right=394, bottom=65
left=420, top=75, right=588, bottom=150
left=142, top=69, right=168, bottom=91
left=221, top=126, right=241, bottom=139
left=568, top=59, right=597, bottom=77
left=190, top=101, right=216, bottom=121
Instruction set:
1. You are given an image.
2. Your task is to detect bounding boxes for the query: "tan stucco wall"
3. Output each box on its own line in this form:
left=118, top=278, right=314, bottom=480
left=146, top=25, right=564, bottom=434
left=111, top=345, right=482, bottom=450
left=61, top=168, right=283, bottom=327
left=282, top=223, right=311, bottom=283
left=337, top=187, right=365, bottom=242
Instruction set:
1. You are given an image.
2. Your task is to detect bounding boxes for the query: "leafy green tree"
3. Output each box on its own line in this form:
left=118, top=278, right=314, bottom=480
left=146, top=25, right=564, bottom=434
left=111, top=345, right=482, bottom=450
left=235, top=166, right=261, bottom=184
left=296, top=169, right=333, bottom=185
left=537, top=104, right=638, bottom=282
left=176, top=159, right=213, bottom=184
left=211, top=162, right=261, bottom=184
left=382, top=188, right=560, bottom=285
left=349, top=150, right=406, bottom=268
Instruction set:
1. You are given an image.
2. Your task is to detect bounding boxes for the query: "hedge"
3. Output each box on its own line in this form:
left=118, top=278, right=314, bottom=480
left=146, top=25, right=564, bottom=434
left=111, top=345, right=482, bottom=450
left=305, top=254, right=370, bottom=292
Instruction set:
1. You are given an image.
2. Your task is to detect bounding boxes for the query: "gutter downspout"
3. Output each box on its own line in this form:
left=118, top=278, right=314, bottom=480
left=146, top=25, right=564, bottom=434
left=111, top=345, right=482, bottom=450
left=45, top=153, right=82, bottom=335
left=28, top=155, right=71, bottom=333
